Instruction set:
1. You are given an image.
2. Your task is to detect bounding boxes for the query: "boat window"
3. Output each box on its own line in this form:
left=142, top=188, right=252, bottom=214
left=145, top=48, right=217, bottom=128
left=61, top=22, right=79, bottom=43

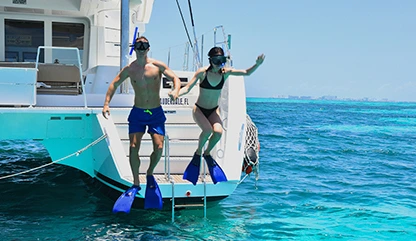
left=52, top=22, right=85, bottom=65
left=4, top=19, right=44, bottom=62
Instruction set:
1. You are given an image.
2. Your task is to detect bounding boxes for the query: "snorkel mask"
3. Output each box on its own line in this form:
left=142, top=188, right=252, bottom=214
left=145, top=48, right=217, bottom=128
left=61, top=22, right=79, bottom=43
left=133, top=41, right=150, bottom=51
left=209, top=55, right=227, bottom=67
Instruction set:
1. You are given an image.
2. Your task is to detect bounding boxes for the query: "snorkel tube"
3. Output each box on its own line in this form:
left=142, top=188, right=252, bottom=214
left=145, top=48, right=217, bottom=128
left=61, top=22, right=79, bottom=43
left=129, top=26, right=139, bottom=56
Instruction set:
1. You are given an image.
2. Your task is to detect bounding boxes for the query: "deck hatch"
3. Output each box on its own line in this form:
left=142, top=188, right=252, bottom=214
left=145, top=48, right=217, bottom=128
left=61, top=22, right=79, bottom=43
left=64, top=116, right=82, bottom=120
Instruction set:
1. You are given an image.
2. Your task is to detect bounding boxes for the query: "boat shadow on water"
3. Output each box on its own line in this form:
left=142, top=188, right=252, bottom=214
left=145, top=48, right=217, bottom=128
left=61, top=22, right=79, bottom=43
left=0, top=146, right=226, bottom=217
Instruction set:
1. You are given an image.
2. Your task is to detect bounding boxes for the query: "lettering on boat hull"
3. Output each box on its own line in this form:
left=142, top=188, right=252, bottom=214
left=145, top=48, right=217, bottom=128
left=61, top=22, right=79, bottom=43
left=160, top=97, right=189, bottom=106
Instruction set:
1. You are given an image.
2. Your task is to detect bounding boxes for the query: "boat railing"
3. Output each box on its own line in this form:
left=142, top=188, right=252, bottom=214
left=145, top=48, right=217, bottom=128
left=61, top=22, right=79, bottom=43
left=150, top=26, right=232, bottom=72
left=35, top=46, right=87, bottom=108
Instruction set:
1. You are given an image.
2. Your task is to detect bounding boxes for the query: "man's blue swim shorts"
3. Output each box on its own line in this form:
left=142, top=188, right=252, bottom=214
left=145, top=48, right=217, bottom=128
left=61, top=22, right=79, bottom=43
left=127, top=106, right=167, bottom=135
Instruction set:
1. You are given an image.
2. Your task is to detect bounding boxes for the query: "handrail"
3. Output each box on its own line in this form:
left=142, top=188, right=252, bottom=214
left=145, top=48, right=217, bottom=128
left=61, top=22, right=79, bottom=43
left=171, top=177, right=175, bottom=222
left=35, top=46, right=87, bottom=108
left=163, top=134, right=176, bottom=222
left=202, top=152, right=207, bottom=219
left=164, top=134, right=171, bottom=180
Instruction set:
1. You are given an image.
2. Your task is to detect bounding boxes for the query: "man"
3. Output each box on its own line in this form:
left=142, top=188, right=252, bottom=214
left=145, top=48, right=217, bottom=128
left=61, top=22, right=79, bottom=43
left=103, top=36, right=180, bottom=212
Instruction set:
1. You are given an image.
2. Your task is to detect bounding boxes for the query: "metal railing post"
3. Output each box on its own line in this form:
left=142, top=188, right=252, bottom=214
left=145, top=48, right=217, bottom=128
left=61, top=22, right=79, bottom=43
left=120, top=0, right=130, bottom=94
left=202, top=153, right=207, bottom=219
left=171, top=181, right=175, bottom=222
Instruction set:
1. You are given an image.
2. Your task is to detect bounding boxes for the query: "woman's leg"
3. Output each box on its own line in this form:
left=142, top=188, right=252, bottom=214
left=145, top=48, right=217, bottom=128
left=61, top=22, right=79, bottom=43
left=204, top=109, right=223, bottom=155
left=193, top=105, right=213, bottom=155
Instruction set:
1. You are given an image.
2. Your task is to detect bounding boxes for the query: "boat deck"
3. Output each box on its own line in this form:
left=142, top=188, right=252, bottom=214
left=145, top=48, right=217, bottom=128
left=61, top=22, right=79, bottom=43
left=129, top=174, right=214, bottom=184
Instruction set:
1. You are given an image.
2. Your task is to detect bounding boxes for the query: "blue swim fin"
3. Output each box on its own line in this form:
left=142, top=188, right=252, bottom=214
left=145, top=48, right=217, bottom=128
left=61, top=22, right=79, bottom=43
left=204, top=154, right=228, bottom=184
left=144, top=175, right=163, bottom=210
left=183, top=153, right=201, bottom=185
left=112, top=185, right=141, bottom=213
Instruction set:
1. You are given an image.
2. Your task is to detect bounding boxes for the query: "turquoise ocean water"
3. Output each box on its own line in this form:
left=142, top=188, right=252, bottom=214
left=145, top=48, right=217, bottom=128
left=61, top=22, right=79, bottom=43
left=1, top=98, right=415, bottom=240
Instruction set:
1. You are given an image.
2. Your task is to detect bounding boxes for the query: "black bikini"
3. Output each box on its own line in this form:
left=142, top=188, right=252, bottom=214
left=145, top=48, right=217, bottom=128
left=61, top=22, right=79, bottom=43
left=196, top=69, right=225, bottom=118
left=199, top=70, right=225, bottom=90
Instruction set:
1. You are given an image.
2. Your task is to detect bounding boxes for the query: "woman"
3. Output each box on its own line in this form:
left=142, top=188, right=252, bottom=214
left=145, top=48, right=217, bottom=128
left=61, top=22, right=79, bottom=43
left=179, top=47, right=265, bottom=185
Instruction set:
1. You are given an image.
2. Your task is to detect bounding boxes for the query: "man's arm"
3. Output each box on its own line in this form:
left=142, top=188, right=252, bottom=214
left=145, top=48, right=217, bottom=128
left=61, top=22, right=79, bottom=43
left=226, top=54, right=265, bottom=76
left=102, top=66, right=129, bottom=118
left=164, top=68, right=181, bottom=101
left=154, top=60, right=181, bottom=101
left=178, top=68, right=204, bottom=97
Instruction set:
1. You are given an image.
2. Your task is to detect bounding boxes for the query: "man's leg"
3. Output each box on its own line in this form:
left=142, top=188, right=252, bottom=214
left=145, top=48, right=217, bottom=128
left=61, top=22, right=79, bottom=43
left=144, top=132, right=164, bottom=210
left=204, top=110, right=223, bottom=155
left=129, top=132, right=144, bottom=186
left=147, top=133, right=164, bottom=175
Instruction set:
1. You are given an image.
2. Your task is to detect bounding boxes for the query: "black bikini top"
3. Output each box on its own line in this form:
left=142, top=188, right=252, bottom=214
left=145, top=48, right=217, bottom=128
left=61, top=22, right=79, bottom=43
left=199, top=69, right=225, bottom=90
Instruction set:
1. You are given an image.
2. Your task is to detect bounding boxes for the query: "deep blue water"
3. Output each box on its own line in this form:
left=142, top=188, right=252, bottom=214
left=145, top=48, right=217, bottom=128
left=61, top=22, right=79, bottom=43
left=1, top=98, right=416, bottom=240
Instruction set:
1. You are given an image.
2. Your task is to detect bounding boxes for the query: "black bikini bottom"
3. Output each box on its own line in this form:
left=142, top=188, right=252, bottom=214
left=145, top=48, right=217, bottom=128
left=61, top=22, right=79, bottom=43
left=195, top=103, right=218, bottom=118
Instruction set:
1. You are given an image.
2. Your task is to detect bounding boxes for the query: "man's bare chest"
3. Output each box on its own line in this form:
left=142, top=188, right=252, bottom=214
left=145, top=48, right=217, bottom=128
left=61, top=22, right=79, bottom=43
left=129, top=69, right=159, bottom=86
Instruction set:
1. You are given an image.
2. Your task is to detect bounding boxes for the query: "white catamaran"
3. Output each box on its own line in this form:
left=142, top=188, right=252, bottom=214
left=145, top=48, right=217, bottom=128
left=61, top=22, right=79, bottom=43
left=0, top=0, right=260, bottom=218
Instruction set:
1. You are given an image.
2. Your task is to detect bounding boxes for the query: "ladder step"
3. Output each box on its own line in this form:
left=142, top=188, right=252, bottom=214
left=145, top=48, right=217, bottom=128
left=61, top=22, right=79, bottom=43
left=174, top=204, right=204, bottom=208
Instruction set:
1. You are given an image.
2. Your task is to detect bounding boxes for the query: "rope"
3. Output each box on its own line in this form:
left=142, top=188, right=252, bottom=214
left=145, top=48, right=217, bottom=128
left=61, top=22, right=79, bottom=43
left=175, top=0, right=201, bottom=69
left=187, top=0, right=201, bottom=68
left=187, top=0, right=195, bottom=27
left=175, top=0, right=193, bottom=49
left=0, top=133, right=108, bottom=180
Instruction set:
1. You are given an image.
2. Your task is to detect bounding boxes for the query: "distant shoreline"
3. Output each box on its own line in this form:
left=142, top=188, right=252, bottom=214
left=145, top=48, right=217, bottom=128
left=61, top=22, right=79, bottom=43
left=246, top=97, right=416, bottom=104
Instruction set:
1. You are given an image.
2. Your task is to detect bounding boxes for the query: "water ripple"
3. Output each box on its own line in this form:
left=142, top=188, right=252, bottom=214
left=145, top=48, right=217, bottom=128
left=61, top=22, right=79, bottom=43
left=1, top=100, right=416, bottom=240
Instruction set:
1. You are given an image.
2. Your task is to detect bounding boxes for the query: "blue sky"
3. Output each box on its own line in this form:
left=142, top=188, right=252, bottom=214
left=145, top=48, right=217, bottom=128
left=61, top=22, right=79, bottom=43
left=144, top=0, right=416, bottom=102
